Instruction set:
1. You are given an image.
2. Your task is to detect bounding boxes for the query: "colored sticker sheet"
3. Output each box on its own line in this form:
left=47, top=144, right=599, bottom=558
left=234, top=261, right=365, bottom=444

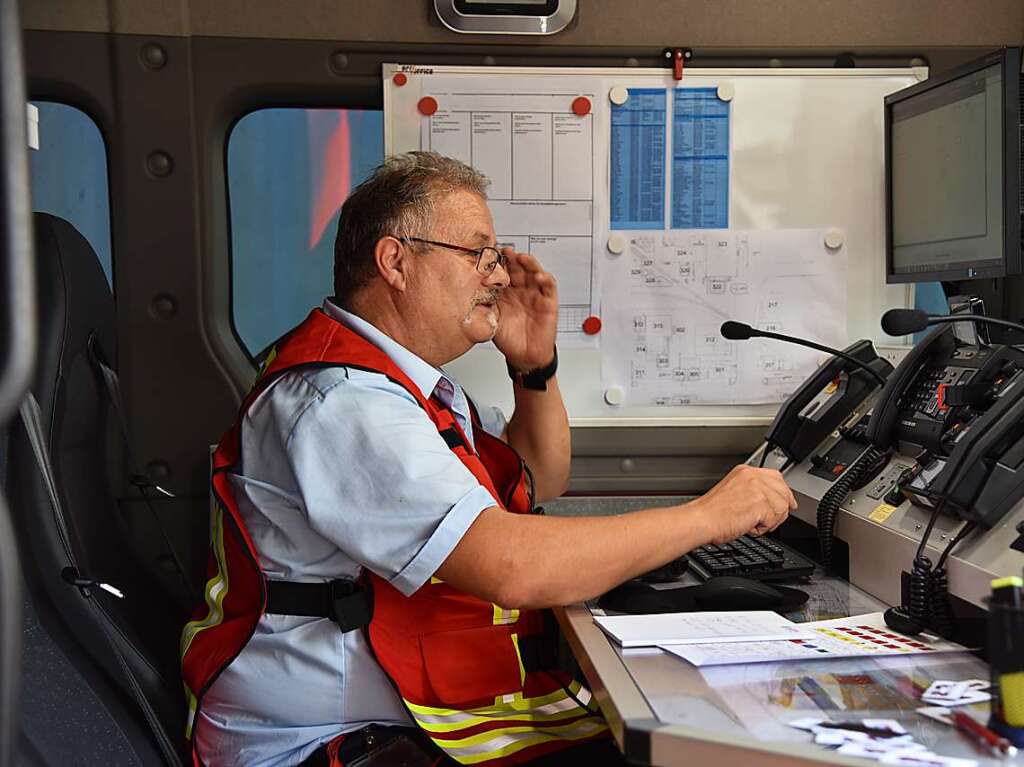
left=610, top=88, right=666, bottom=230
left=671, top=88, right=730, bottom=229
left=660, top=612, right=968, bottom=667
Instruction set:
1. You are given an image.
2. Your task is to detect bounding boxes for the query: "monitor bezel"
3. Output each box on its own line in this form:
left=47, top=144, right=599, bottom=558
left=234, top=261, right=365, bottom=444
left=885, top=47, right=1021, bottom=284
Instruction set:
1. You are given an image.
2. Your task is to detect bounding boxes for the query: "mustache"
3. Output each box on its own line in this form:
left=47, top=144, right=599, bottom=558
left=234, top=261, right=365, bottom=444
left=471, top=290, right=501, bottom=308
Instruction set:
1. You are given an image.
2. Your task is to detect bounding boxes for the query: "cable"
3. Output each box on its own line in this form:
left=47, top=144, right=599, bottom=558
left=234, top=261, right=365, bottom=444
left=816, top=445, right=885, bottom=572
left=890, top=496, right=977, bottom=640
left=904, top=505, right=942, bottom=630
left=758, top=442, right=772, bottom=468
left=914, top=503, right=943, bottom=561
left=928, top=520, right=977, bottom=639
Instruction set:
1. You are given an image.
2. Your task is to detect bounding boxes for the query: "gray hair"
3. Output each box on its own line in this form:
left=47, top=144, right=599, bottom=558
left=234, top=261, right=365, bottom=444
left=332, top=151, right=489, bottom=304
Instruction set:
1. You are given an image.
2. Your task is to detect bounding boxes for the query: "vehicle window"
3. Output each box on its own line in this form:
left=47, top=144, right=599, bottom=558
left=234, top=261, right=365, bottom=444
left=227, top=108, right=383, bottom=356
left=28, top=102, right=113, bottom=288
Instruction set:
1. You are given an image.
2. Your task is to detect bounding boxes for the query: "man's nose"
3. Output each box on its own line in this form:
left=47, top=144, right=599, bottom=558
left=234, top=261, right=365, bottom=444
left=485, top=261, right=510, bottom=289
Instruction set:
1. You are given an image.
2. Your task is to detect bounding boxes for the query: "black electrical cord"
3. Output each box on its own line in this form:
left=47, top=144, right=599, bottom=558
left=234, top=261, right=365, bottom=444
left=906, top=505, right=943, bottom=631
left=816, top=445, right=886, bottom=572
left=758, top=442, right=772, bottom=468
left=886, top=497, right=978, bottom=639
left=928, top=520, right=977, bottom=639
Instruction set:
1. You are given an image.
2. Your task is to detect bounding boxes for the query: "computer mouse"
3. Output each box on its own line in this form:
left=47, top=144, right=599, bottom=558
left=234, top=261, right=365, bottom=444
left=692, top=576, right=790, bottom=611
left=597, top=576, right=809, bottom=614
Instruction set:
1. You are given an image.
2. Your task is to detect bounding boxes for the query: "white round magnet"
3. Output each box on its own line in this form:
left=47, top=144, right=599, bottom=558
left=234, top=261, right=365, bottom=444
left=609, top=86, right=629, bottom=106
left=824, top=229, right=844, bottom=249
left=607, top=234, right=626, bottom=255
left=717, top=82, right=735, bottom=102
left=604, top=386, right=625, bottom=406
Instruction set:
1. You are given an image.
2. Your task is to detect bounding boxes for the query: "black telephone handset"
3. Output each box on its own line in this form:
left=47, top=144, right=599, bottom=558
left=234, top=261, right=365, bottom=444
left=852, top=323, right=1024, bottom=638
left=864, top=325, right=956, bottom=450
left=818, top=326, right=958, bottom=575
left=764, top=340, right=892, bottom=464
left=909, top=367, right=1024, bottom=527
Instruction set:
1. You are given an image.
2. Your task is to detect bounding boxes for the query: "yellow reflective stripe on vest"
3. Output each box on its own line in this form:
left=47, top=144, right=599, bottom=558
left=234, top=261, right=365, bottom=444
left=509, top=633, right=526, bottom=687
left=180, top=505, right=231, bottom=659
left=183, top=687, right=199, bottom=738
left=491, top=604, right=518, bottom=625
left=433, top=716, right=608, bottom=764
left=410, top=692, right=594, bottom=732
left=406, top=679, right=587, bottom=718
left=406, top=681, right=595, bottom=732
left=179, top=503, right=233, bottom=739
left=180, top=505, right=232, bottom=736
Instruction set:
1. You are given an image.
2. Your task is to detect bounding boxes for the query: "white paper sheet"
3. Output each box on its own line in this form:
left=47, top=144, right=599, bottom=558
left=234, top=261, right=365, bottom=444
left=600, top=228, right=848, bottom=404
left=592, top=610, right=813, bottom=648
left=661, top=612, right=968, bottom=666
left=419, top=75, right=604, bottom=347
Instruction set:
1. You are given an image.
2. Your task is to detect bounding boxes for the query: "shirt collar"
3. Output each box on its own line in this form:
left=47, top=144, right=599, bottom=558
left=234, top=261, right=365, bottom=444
left=322, top=299, right=453, bottom=403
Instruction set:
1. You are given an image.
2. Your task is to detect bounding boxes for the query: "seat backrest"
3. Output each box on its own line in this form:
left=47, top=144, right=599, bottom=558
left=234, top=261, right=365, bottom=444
left=7, top=213, right=188, bottom=764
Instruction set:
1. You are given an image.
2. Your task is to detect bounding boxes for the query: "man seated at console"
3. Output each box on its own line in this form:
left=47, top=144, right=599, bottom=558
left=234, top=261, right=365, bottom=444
left=181, top=151, right=796, bottom=767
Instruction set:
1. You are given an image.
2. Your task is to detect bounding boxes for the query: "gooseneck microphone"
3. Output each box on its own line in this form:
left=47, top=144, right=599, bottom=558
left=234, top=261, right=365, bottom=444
left=881, top=308, right=1024, bottom=338
left=720, top=321, right=889, bottom=386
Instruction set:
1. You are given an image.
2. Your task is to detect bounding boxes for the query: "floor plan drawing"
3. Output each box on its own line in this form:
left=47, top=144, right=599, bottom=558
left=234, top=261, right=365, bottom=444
left=602, top=229, right=847, bottom=405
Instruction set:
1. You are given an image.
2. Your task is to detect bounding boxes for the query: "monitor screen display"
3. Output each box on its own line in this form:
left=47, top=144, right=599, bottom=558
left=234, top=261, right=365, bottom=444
left=889, top=63, right=1005, bottom=280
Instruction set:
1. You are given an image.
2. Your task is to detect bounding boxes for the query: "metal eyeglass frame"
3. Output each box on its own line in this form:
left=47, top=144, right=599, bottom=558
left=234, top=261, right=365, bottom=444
left=398, top=236, right=507, bottom=276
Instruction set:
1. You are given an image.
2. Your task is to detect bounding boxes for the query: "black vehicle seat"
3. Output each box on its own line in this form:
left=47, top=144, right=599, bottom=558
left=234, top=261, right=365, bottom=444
left=7, top=213, right=190, bottom=764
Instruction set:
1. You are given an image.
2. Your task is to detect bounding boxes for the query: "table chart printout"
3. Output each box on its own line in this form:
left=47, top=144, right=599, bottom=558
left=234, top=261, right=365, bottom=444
left=672, top=88, right=730, bottom=229
left=420, top=77, right=600, bottom=343
left=610, top=88, right=666, bottom=230
left=601, top=228, right=847, bottom=405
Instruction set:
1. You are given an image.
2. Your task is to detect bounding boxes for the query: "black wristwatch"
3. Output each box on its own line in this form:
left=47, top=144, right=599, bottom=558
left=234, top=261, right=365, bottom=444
left=506, top=347, right=558, bottom=391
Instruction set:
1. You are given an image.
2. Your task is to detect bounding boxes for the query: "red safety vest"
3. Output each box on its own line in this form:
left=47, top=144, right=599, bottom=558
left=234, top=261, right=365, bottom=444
left=180, top=309, right=608, bottom=766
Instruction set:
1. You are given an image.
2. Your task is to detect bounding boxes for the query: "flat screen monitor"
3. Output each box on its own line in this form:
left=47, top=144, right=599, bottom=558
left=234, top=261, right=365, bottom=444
left=885, top=48, right=1021, bottom=283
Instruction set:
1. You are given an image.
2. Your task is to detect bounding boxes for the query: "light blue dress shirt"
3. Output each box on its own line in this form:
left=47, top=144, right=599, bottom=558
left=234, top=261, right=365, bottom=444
left=196, top=300, right=507, bottom=767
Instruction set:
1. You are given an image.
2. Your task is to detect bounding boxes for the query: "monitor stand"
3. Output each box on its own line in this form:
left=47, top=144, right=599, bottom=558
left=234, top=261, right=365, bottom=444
left=943, top=275, right=1024, bottom=345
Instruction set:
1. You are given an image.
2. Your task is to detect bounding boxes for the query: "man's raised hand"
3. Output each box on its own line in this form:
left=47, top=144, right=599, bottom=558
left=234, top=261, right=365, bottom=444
left=493, top=248, right=559, bottom=372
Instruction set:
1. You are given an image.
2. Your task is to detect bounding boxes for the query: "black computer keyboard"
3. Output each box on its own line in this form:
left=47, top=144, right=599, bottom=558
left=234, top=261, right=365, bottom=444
left=686, top=534, right=816, bottom=582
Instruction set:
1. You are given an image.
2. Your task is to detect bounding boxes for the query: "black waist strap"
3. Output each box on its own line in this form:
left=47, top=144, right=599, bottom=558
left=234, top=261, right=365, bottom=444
left=265, top=578, right=373, bottom=632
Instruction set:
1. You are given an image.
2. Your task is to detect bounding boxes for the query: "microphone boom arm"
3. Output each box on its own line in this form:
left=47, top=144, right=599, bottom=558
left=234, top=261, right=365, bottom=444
left=755, top=330, right=889, bottom=386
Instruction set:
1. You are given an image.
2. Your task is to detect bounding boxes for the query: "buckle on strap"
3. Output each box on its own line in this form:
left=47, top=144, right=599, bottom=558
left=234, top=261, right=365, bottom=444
left=265, top=578, right=373, bottom=632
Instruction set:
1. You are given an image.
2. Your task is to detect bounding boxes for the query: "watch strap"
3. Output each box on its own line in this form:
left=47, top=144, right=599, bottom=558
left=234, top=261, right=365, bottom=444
left=507, top=347, right=558, bottom=391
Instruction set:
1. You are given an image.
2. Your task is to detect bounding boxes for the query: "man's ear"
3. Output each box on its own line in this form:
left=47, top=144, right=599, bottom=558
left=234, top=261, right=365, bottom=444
left=374, top=236, right=408, bottom=291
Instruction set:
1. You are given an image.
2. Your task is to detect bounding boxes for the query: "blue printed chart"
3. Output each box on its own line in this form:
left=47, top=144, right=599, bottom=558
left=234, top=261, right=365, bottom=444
left=610, top=89, right=666, bottom=230
left=672, top=88, right=730, bottom=229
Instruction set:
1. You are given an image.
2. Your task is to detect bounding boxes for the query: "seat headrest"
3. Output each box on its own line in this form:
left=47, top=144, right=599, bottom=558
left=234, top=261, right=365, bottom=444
left=31, top=212, right=115, bottom=416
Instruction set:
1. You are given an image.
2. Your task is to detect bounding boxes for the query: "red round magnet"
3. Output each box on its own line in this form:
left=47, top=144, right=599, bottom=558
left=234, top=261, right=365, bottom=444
left=393, top=72, right=408, bottom=86
left=582, top=316, right=602, bottom=335
left=418, top=96, right=438, bottom=116
left=571, top=96, right=591, bottom=117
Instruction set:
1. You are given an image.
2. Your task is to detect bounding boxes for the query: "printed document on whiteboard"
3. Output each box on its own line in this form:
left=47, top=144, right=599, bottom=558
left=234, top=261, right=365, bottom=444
left=601, top=228, right=847, bottom=405
left=419, top=76, right=605, bottom=347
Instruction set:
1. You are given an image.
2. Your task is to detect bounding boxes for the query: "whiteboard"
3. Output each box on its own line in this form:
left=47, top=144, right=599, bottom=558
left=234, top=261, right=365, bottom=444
left=383, top=64, right=922, bottom=426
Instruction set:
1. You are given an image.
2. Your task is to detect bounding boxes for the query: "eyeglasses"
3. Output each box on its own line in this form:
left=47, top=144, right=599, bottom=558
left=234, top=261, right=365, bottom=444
left=398, top=236, right=507, bottom=276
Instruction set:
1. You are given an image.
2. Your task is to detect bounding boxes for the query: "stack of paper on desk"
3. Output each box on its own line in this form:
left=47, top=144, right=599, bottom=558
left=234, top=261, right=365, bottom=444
left=592, top=611, right=814, bottom=647
left=660, top=612, right=969, bottom=666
